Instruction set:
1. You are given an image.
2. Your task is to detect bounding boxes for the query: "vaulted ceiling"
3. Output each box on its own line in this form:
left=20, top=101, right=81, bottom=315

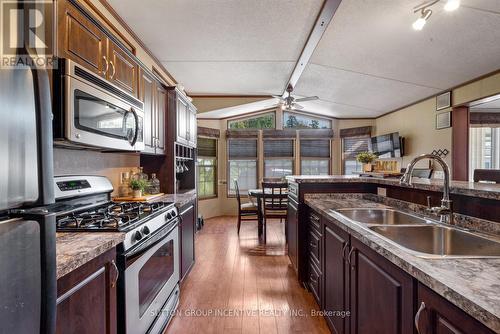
left=108, top=0, right=500, bottom=118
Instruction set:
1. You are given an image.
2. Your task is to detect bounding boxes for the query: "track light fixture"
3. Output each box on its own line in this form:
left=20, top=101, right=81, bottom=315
left=412, top=0, right=460, bottom=31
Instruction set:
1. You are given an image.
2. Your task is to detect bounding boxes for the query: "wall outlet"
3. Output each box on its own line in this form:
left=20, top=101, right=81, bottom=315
left=377, top=187, right=387, bottom=197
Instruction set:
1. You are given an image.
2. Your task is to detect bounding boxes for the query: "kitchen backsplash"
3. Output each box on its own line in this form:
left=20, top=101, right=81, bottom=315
left=53, top=148, right=140, bottom=196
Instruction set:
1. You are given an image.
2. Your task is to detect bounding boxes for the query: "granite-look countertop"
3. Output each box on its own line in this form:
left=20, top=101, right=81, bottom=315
left=286, top=175, right=500, bottom=200
left=304, top=193, right=500, bottom=332
left=56, top=232, right=125, bottom=279
left=153, top=189, right=197, bottom=208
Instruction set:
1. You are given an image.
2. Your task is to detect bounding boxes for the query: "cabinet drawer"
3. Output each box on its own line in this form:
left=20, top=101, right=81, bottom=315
left=308, top=211, right=321, bottom=234
left=308, top=230, right=321, bottom=265
left=308, top=261, right=321, bottom=306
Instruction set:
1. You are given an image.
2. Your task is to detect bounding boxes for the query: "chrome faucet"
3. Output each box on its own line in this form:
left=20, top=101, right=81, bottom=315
left=400, top=154, right=453, bottom=224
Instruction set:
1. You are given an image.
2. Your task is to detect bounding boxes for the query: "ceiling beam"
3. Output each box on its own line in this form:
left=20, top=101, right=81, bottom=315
left=283, top=0, right=343, bottom=93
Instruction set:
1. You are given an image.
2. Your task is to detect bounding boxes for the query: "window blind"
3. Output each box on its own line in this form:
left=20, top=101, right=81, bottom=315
left=264, top=140, right=294, bottom=157
left=300, top=139, right=330, bottom=158
left=343, top=136, right=370, bottom=159
left=228, top=139, right=257, bottom=159
left=197, top=138, right=217, bottom=157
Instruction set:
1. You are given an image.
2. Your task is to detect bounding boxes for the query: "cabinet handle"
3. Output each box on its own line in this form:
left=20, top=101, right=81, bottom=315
left=102, top=56, right=109, bottom=75
left=341, top=243, right=349, bottom=260
left=111, top=260, right=119, bottom=288
left=347, top=247, right=355, bottom=268
left=415, top=302, right=426, bottom=334
left=109, top=60, right=116, bottom=79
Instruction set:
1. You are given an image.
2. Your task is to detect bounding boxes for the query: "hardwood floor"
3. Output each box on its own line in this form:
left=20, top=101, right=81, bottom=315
left=165, top=216, right=330, bottom=334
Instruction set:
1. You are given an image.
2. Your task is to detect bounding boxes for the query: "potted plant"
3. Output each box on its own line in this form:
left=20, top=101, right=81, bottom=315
left=129, top=179, right=148, bottom=198
left=356, top=151, right=378, bottom=172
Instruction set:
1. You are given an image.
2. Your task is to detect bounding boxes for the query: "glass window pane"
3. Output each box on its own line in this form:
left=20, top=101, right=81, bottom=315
left=301, top=160, right=329, bottom=175
left=344, top=159, right=363, bottom=175
left=228, top=112, right=275, bottom=129
left=264, top=159, right=293, bottom=178
left=197, top=157, right=216, bottom=198
left=228, top=160, right=257, bottom=194
left=283, top=111, right=331, bottom=129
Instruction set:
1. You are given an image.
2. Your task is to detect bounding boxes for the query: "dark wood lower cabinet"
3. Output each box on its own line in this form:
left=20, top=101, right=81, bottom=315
left=305, top=208, right=495, bottom=334
left=416, top=283, right=495, bottom=334
left=323, top=223, right=349, bottom=334
left=349, top=237, right=415, bottom=334
left=56, top=248, right=118, bottom=334
left=179, top=201, right=196, bottom=281
left=286, top=199, right=299, bottom=273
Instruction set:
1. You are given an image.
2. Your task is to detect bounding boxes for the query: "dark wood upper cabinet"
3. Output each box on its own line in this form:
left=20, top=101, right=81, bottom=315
left=349, top=237, right=415, bottom=334
left=56, top=248, right=118, bottom=334
left=107, top=41, right=138, bottom=97
left=57, top=0, right=139, bottom=98
left=179, top=202, right=196, bottom=281
left=170, top=89, right=197, bottom=147
left=57, top=0, right=107, bottom=77
left=140, top=68, right=155, bottom=153
left=323, top=222, right=349, bottom=334
left=416, top=283, right=495, bottom=334
left=139, top=67, right=166, bottom=155
left=155, top=84, right=166, bottom=154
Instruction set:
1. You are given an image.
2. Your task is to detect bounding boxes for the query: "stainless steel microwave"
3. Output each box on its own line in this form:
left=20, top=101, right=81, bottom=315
left=53, top=59, right=144, bottom=151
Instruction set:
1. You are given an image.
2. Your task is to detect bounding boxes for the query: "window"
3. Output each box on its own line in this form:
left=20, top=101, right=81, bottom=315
left=197, top=138, right=217, bottom=198
left=469, top=127, right=500, bottom=180
left=342, top=136, right=371, bottom=175
left=283, top=111, right=332, bottom=129
left=228, top=112, right=275, bottom=129
left=264, top=139, right=294, bottom=178
left=300, top=139, right=330, bottom=175
left=228, top=139, right=258, bottom=195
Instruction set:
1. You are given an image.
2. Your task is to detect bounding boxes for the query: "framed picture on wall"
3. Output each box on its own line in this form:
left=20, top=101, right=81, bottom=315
left=436, top=91, right=452, bottom=110
left=436, top=111, right=451, bottom=129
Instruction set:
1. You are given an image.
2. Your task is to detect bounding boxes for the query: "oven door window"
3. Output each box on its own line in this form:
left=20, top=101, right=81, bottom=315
left=138, top=239, right=174, bottom=317
left=74, top=90, right=138, bottom=144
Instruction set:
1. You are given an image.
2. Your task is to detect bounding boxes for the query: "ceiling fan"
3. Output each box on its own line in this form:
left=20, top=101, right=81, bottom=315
left=273, top=84, right=318, bottom=110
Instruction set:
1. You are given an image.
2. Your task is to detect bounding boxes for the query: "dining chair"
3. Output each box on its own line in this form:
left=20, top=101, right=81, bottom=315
left=234, top=180, right=258, bottom=234
left=261, top=182, right=288, bottom=227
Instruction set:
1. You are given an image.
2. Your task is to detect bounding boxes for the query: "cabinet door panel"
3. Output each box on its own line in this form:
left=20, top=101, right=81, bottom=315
left=156, top=85, right=166, bottom=153
left=108, top=42, right=138, bottom=97
left=350, top=238, right=414, bottom=334
left=188, top=107, right=197, bottom=146
left=57, top=1, right=105, bottom=76
left=176, top=97, right=188, bottom=144
left=286, top=200, right=298, bottom=272
left=140, top=69, right=155, bottom=153
left=417, top=283, right=495, bottom=334
left=323, top=223, right=349, bottom=334
left=180, top=204, right=195, bottom=280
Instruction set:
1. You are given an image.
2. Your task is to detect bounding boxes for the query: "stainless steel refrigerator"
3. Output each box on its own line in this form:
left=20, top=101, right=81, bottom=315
left=0, top=36, right=57, bottom=334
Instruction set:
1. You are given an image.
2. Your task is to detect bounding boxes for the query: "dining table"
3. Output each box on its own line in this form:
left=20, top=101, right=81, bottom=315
left=248, top=187, right=287, bottom=243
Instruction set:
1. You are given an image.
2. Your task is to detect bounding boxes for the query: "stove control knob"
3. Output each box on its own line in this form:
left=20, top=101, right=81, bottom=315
left=166, top=212, right=172, bottom=220
left=142, top=226, right=150, bottom=235
left=171, top=210, right=177, bottom=217
left=134, top=231, right=143, bottom=241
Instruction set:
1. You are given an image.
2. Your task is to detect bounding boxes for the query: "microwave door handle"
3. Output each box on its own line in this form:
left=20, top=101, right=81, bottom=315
left=129, top=108, right=139, bottom=147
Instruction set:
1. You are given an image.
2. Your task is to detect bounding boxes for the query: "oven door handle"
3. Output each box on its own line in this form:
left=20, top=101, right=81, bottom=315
left=124, top=219, right=178, bottom=261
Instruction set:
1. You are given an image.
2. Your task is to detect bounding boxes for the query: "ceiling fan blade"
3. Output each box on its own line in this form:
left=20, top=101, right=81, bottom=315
left=295, top=96, right=319, bottom=102
left=272, top=95, right=284, bottom=99
left=292, top=103, right=304, bottom=110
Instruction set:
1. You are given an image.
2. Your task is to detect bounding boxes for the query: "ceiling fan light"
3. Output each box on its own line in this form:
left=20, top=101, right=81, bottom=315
left=412, top=17, right=427, bottom=30
left=444, top=0, right=460, bottom=11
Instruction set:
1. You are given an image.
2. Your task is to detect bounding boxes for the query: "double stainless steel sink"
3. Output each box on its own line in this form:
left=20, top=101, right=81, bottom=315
left=333, top=208, right=500, bottom=258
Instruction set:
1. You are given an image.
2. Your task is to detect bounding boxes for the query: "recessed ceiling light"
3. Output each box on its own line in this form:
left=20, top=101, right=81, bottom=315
left=444, top=0, right=460, bottom=11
